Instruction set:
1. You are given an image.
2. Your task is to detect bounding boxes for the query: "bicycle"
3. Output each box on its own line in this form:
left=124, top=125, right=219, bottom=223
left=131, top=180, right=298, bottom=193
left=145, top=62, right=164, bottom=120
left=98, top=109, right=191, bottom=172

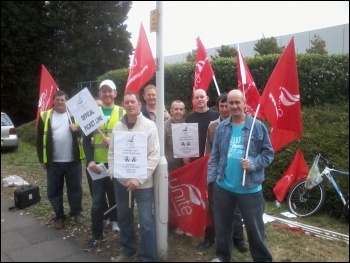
left=287, top=153, right=349, bottom=217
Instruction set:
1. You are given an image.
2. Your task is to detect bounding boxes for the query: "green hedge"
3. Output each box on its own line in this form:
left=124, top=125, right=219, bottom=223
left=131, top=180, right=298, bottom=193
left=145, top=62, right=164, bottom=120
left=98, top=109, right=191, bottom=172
left=97, top=54, right=349, bottom=111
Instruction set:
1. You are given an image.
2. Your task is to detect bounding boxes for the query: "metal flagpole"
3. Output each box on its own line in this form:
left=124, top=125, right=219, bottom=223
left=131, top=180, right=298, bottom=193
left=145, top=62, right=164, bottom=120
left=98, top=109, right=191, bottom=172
left=153, top=1, right=168, bottom=260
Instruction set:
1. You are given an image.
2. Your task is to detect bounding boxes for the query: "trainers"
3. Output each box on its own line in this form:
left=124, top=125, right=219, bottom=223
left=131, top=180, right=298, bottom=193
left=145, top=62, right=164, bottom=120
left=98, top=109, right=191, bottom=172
left=211, top=258, right=223, bottom=262
left=112, top=221, right=120, bottom=232
left=84, top=237, right=101, bottom=251
left=103, top=219, right=110, bottom=227
left=234, top=241, right=248, bottom=253
left=53, top=218, right=65, bottom=230
left=113, top=253, right=137, bottom=262
left=174, top=228, right=185, bottom=235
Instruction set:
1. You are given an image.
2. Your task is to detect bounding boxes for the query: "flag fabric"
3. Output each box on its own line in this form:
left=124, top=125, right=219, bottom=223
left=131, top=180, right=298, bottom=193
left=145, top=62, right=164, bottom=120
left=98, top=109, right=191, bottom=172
left=273, top=148, right=309, bottom=202
left=236, top=50, right=265, bottom=120
left=168, top=154, right=211, bottom=237
left=124, top=23, right=156, bottom=94
left=36, top=65, right=58, bottom=128
left=259, top=37, right=303, bottom=152
left=192, top=37, right=214, bottom=111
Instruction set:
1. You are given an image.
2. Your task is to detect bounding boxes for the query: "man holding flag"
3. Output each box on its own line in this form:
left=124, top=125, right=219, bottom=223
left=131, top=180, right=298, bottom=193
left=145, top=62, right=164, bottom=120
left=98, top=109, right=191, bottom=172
left=208, top=89, right=273, bottom=262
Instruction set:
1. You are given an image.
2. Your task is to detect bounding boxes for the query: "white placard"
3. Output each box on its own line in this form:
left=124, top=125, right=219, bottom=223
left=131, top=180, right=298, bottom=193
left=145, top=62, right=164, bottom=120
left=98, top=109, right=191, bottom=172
left=87, top=163, right=109, bottom=181
left=172, top=123, right=199, bottom=158
left=113, top=131, right=147, bottom=179
left=66, top=87, right=106, bottom=136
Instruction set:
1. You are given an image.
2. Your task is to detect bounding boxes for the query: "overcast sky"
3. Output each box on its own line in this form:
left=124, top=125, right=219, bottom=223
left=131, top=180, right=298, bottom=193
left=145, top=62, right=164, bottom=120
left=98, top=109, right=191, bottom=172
left=125, top=1, right=349, bottom=57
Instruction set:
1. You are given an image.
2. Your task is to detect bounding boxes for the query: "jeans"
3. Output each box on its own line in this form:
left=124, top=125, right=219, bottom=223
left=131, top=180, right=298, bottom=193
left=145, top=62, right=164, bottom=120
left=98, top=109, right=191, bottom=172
left=91, top=164, right=117, bottom=239
left=213, top=182, right=272, bottom=262
left=205, top=182, right=216, bottom=243
left=47, top=161, right=83, bottom=221
left=113, top=179, right=157, bottom=262
left=232, top=208, right=244, bottom=244
left=206, top=183, right=244, bottom=244
left=86, top=165, right=112, bottom=221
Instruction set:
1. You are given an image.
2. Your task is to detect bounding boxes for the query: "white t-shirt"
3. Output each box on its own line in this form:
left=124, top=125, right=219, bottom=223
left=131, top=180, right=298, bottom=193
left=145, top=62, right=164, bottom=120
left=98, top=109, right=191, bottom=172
left=51, top=110, right=73, bottom=162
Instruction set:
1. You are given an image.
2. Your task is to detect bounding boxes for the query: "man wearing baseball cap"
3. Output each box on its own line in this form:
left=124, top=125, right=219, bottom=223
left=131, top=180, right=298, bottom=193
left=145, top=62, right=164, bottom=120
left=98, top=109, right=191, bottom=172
left=83, top=79, right=125, bottom=251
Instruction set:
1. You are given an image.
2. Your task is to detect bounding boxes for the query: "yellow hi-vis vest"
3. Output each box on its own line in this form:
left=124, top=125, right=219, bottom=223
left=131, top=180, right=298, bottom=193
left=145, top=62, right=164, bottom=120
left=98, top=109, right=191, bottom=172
left=93, top=106, right=125, bottom=163
left=40, top=109, right=85, bottom=163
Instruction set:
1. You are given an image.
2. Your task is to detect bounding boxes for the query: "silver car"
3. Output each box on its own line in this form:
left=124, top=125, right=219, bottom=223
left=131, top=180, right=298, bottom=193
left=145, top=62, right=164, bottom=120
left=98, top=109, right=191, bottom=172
left=1, top=112, right=19, bottom=151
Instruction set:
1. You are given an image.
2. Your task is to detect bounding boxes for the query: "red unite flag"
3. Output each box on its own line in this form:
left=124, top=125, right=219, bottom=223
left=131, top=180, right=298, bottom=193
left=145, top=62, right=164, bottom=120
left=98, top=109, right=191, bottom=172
left=192, top=37, right=214, bottom=111
left=124, top=23, right=156, bottom=95
left=168, top=154, right=211, bottom=237
left=36, top=65, right=58, bottom=129
left=237, top=50, right=265, bottom=120
left=273, top=148, right=309, bottom=202
left=259, top=37, right=303, bottom=152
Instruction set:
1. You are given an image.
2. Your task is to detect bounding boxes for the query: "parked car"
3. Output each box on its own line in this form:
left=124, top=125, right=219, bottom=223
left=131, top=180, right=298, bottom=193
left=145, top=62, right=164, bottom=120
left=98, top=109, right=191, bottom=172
left=1, top=112, right=19, bottom=151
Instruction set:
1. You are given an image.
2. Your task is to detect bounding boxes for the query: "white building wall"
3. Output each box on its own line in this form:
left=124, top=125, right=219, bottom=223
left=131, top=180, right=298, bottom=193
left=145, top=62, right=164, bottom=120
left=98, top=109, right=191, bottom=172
left=164, top=23, right=349, bottom=64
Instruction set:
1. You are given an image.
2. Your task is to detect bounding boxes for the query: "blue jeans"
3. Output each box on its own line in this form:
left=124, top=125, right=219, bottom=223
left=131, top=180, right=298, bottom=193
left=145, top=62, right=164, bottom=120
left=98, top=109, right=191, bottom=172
left=91, top=163, right=117, bottom=239
left=207, top=183, right=244, bottom=243
left=47, top=161, right=83, bottom=221
left=213, top=182, right=272, bottom=262
left=113, top=179, right=157, bottom=262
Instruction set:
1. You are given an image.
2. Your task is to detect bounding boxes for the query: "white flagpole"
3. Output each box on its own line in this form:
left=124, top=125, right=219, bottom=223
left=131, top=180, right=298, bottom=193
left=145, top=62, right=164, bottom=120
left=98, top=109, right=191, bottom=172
left=212, top=75, right=220, bottom=96
left=242, top=103, right=260, bottom=186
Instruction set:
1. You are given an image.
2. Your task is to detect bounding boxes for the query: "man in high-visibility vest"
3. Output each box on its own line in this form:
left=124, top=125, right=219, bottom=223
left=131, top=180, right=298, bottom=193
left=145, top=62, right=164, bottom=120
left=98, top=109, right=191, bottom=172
left=83, top=79, right=125, bottom=251
left=36, top=90, right=85, bottom=230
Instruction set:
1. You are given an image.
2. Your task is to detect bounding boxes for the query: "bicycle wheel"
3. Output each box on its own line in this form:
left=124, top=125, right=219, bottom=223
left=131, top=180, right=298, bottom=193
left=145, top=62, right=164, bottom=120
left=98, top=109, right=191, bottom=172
left=287, top=179, right=326, bottom=217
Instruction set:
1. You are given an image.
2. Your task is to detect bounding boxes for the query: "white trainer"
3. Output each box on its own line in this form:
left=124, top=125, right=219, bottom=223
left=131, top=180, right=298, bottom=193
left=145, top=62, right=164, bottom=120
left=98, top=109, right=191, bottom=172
left=112, top=221, right=120, bottom=232
left=103, top=219, right=110, bottom=227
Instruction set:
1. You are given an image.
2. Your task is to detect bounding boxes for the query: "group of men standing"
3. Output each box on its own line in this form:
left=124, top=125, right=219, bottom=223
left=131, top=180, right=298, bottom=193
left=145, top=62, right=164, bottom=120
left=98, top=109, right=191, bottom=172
left=36, top=80, right=274, bottom=262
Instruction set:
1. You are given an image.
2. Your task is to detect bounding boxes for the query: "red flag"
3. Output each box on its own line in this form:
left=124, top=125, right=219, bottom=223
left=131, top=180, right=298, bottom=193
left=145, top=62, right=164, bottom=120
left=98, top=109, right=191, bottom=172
left=259, top=37, right=303, bottom=152
left=273, top=148, right=309, bottom=202
left=168, top=154, right=211, bottom=237
left=237, top=50, right=265, bottom=120
left=125, top=23, right=156, bottom=94
left=192, top=37, right=214, bottom=111
left=36, top=65, right=58, bottom=128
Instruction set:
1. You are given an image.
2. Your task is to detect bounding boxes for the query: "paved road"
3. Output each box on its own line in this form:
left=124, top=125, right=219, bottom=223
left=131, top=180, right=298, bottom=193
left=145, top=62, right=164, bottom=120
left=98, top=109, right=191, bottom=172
left=1, top=196, right=110, bottom=262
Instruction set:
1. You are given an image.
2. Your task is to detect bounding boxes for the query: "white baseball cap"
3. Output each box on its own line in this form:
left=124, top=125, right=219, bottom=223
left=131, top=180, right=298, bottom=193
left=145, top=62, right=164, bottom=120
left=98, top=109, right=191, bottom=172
left=99, top=79, right=116, bottom=90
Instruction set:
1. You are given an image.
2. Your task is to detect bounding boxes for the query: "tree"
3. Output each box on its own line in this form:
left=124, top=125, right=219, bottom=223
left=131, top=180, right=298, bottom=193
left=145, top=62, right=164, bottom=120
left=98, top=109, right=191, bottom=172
left=210, top=44, right=237, bottom=60
left=1, top=1, right=133, bottom=125
left=254, top=36, right=284, bottom=56
left=1, top=1, right=50, bottom=126
left=44, top=1, right=133, bottom=92
left=186, top=49, right=196, bottom=62
left=306, top=34, right=328, bottom=55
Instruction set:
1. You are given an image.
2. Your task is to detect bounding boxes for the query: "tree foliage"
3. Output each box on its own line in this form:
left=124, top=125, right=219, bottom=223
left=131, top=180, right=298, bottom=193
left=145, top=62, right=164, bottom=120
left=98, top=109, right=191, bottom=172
left=186, top=49, right=196, bottom=62
left=254, top=36, right=284, bottom=56
left=1, top=1, right=133, bottom=125
left=306, top=34, right=328, bottom=55
left=210, top=44, right=237, bottom=60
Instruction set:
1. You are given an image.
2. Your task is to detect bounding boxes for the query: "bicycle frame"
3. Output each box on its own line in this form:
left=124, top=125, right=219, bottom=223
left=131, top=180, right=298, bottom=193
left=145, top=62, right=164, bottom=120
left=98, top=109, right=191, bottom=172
left=287, top=154, right=349, bottom=217
left=321, top=166, right=349, bottom=206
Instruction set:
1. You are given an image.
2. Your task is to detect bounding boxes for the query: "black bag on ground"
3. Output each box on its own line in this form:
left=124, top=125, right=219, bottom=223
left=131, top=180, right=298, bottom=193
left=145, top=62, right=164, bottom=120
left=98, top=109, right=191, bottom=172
left=14, top=185, right=41, bottom=209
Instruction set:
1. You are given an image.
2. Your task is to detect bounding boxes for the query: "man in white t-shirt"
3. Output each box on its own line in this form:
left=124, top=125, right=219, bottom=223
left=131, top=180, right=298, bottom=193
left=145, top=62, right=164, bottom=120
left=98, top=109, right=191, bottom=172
left=36, top=90, right=85, bottom=230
